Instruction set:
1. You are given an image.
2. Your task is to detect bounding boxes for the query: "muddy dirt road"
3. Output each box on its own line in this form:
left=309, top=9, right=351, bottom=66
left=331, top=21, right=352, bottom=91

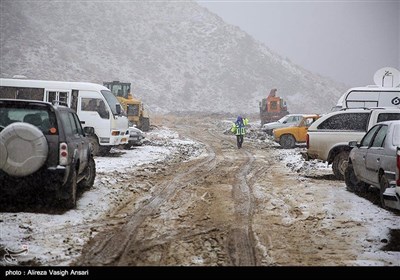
left=74, top=114, right=399, bottom=266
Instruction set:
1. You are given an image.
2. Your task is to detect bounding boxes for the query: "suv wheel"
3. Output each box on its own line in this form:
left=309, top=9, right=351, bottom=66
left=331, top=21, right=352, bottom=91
left=280, top=134, right=295, bottom=149
left=344, top=163, right=368, bottom=193
left=64, top=167, right=77, bottom=209
left=379, top=174, right=389, bottom=209
left=79, top=156, right=96, bottom=190
left=332, top=151, right=349, bottom=180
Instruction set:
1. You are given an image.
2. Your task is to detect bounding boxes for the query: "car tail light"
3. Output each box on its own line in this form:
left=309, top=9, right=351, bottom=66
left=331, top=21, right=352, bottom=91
left=59, top=143, right=68, bottom=165
left=306, top=134, right=309, bottom=149
left=397, top=148, right=400, bottom=186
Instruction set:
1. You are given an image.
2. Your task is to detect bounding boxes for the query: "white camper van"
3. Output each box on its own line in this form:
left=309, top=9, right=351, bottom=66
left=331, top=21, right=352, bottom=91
left=333, top=67, right=400, bottom=111
left=334, top=85, right=400, bottom=111
left=0, top=78, right=129, bottom=155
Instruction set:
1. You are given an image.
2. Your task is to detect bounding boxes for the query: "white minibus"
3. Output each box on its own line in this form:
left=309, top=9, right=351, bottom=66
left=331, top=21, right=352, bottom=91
left=0, top=78, right=129, bottom=155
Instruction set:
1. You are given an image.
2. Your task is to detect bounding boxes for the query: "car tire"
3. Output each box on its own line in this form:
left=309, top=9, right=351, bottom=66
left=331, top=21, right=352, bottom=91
left=344, top=163, right=368, bottom=193
left=0, top=122, right=48, bottom=177
left=379, top=174, right=389, bottom=209
left=332, top=151, right=349, bottom=180
left=279, top=134, right=295, bottom=149
left=79, top=156, right=96, bottom=190
left=63, top=167, right=77, bottom=209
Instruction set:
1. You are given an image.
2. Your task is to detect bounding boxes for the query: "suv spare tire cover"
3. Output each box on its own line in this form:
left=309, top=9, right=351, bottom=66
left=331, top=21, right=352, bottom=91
left=0, top=122, right=48, bottom=177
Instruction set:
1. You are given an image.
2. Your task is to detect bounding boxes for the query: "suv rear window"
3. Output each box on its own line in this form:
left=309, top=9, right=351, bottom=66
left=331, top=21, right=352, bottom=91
left=317, top=112, right=370, bottom=131
left=0, top=105, right=57, bottom=135
left=377, top=113, right=400, bottom=123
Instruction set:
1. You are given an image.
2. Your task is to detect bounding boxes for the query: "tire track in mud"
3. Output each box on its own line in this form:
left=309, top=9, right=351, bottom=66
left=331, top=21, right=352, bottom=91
left=77, top=119, right=260, bottom=266
left=76, top=132, right=217, bottom=265
left=183, top=125, right=258, bottom=266
left=228, top=149, right=257, bottom=266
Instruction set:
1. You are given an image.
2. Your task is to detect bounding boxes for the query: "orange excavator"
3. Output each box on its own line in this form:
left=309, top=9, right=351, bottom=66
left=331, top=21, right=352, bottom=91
left=259, top=88, right=289, bottom=125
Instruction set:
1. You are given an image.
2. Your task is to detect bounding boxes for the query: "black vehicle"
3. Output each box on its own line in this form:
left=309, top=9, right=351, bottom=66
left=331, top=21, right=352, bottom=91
left=0, top=99, right=96, bottom=209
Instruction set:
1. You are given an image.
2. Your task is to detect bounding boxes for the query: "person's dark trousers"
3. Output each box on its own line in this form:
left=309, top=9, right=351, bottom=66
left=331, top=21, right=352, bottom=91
left=236, top=135, right=243, bottom=149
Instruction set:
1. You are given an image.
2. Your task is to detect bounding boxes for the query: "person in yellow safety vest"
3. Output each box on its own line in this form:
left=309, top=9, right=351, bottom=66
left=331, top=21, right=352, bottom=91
left=230, top=115, right=249, bottom=149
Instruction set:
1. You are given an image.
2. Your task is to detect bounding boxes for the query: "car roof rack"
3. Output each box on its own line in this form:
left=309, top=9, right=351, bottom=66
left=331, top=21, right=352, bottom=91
left=339, top=107, right=389, bottom=111
left=340, top=107, right=371, bottom=111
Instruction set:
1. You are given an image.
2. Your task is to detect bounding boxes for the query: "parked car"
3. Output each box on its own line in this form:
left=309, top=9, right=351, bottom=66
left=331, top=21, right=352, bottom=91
left=305, top=107, right=400, bottom=180
left=0, top=99, right=96, bottom=209
left=381, top=147, right=400, bottom=210
left=261, top=114, right=303, bottom=135
left=344, top=120, right=400, bottom=208
left=273, top=114, right=320, bottom=148
left=125, top=124, right=144, bottom=149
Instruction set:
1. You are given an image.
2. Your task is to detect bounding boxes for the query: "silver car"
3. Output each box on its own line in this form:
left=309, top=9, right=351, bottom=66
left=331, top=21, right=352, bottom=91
left=261, top=114, right=303, bottom=135
left=345, top=120, right=400, bottom=208
left=125, top=125, right=144, bottom=149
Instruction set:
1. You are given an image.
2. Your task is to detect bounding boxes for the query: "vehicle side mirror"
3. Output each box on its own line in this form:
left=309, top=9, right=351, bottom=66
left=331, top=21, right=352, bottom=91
left=348, top=141, right=358, bottom=148
left=116, top=104, right=121, bottom=115
left=84, top=127, right=95, bottom=136
left=283, top=121, right=287, bottom=124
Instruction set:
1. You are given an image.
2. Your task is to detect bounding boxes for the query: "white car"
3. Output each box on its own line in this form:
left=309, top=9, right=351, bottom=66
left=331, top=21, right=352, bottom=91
left=125, top=126, right=144, bottom=149
left=261, top=114, right=303, bottom=135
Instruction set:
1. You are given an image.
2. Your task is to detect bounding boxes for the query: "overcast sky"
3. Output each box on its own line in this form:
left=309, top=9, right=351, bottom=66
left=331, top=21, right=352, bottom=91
left=198, top=0, right=400, bottom=87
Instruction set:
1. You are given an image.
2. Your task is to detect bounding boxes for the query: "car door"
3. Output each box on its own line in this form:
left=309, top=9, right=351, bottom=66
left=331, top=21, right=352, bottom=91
left=60, top=111, right=86, bottom=173
left=296, top=116, right=318, bottom=143
left=352, top=124, right=381, bottom=183
left=71, top=112, right=88, bottom=174
left=364, top=124, right=388, bottom=184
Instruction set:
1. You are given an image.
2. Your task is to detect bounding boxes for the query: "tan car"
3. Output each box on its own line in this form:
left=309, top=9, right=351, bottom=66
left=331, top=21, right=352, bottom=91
left=273, top=114, right=320, bottom=148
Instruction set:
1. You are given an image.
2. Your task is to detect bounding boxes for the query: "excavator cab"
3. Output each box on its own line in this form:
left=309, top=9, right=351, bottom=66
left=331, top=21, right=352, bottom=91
left=103, top=80, right=150, bottom=131
left=103, top=81, right=131, bottom=99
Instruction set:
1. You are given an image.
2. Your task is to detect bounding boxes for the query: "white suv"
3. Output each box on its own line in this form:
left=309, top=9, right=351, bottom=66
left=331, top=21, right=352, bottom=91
left=305, top=108, right=400, bottom=180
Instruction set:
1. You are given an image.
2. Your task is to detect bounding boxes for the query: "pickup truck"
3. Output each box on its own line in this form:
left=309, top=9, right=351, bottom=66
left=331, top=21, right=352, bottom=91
left=305, top=108, right=400, bottom=180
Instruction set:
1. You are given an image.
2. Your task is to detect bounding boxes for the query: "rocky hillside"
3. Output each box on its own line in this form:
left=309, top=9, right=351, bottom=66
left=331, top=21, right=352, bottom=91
left=0, top=0, right=347, bottom=114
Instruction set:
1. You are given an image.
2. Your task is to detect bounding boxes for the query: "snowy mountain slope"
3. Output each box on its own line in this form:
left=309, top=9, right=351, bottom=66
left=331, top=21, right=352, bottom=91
left=0, top=0, right=347, bottom=114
